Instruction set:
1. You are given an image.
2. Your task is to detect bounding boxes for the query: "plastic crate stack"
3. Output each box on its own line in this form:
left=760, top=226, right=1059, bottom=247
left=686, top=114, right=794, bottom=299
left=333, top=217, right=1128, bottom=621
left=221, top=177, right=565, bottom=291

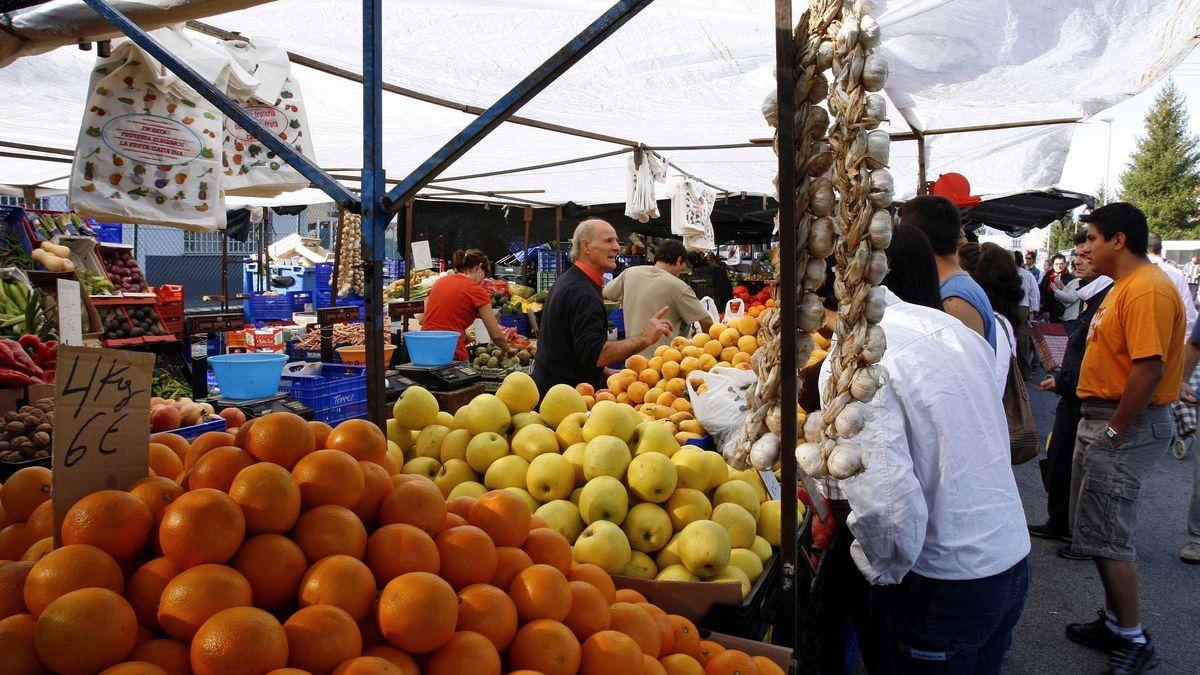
left=92, top=222, right=122, bottom=244
left=383, top=258, right=404, bottom=281
left=155, top=284, right=184, bottom=338
left=536, top=249, right=567, bottom=293
left=313, top=262, right=333, bottom=308
left=616, top=253, right=646, bottom=270
left=288, top=290, right=313, bottom=313
left=243, top=292, right=293, bottom=323
left=279, top=363, right=367, bottom=425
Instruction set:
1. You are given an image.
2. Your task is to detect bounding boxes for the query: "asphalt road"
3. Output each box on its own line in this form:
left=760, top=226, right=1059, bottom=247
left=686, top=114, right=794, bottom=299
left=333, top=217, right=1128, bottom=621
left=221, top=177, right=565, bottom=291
left=1005, top=381, right=1200, bottom=674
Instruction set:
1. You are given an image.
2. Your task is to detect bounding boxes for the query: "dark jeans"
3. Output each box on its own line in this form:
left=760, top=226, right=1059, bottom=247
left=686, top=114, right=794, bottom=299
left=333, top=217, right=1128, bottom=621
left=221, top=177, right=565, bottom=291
left=816, top=502, right=891, bottom=674
left=1046, top=396, right=1082, bottom=533
left=873, top=558, right=1031, bottom=674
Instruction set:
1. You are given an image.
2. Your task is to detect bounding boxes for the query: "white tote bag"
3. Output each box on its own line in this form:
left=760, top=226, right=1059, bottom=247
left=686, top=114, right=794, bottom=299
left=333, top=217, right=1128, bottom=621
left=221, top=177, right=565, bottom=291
left=687, top=366, right=759, bottom=456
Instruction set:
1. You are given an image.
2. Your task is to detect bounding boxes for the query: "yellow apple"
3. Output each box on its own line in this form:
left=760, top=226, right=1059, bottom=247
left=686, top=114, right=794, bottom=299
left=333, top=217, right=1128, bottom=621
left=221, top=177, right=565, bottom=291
left=413, top=424, right=451, bottom=460
left=526, top=453, right=575, bottom=503
left=711, top=503, right=756, bottom=549
left=728, top=548, right=764, bottom=583
left=448, top=481, right=487, bottom=500
left=562, top=442, right=587, bottom=485
left=678, top=520, right=732, bottom=578
left=484, top=454, right=529, bottom=490
left=573, top=520, right=632, bottom=574
left=631, top=420, right=681, bottom=458
left=709, top=565, right=750, bottom=598
left=465, top=432, right=509, bottom=474
left=433, top=458, right=477, bottom=497
left=728, top=469, right=769, bottom=504
left=626, top=452, right=678, bottom=504
left=386, top=419, right=414, bottom=453
left=713, top=481, right=760, bottom=519
left=535, top=499, right=585, bottom=542
left=511, top=411, right=545, bottom=432
left=583, top=435, right=632, bottom=481
left=655, top=533, right=683, bottom=569
left=655, top=564, right=699, bottom=582
left=664, top=488, right=712, bottom=530
left=582, top=400, right=641, bottom=443
left=555, top=412, right=588, bottom=450
left=751, top=536, right=773, bottom=562
left=578, top=475, right=629, bottom=525
left=392, top=385, right=439, bottom=429
left=464, top=394, right=511, bottom=435
left=569, top=487, right=583, bottom=506
left=622, top=551, right=658, bottom=580
left=540, top=384, right=587, bottom=428
left=439, top=428, right=472, bottom=464
left=496, top=371, right=540, bottom=415
left=512, top=423, right=559, bottom=463
left=622, top=503, right=673, bottom=553
left=452, top=405, right=471, bottom=431
left=704, top=452, right=729, bottom=492
left=504, top=487, right=540, bottom=515
left=671, top=447, right=712, bottom=490
left=436, top=411, right=455, bottom=429
left=402, top=456, right=441, bottom=479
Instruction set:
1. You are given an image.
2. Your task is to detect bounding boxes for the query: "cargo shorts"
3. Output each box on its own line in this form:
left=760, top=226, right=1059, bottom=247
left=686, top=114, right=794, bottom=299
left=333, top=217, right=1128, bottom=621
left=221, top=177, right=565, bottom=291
left=1069, top=401, right=1172, bottom=561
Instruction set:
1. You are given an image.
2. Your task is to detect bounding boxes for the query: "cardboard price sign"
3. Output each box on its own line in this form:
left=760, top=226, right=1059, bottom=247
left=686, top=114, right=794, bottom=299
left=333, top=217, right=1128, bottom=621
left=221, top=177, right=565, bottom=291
left=51, top=346, right=153, bottom=544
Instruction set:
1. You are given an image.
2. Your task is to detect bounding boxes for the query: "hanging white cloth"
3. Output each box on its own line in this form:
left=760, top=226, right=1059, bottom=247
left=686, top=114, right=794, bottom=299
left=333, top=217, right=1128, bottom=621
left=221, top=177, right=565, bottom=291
left=670, top=178, right=716, bottom=252
left=624, top=150, right=664, bottom=223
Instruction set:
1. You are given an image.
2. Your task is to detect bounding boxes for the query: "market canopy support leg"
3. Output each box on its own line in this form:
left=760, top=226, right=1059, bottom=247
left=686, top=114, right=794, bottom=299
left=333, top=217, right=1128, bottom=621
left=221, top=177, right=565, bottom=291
left=80, top=0, right=361, bottom=213
left=362, top=0, right=390, bottom=428
left=380, top=0, right=656, bottom=211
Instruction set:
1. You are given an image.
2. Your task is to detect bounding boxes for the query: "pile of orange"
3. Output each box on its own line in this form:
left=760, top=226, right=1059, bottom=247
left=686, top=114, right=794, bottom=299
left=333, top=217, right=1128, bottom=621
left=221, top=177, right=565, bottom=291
left=0, top=411, right=784, bottom=675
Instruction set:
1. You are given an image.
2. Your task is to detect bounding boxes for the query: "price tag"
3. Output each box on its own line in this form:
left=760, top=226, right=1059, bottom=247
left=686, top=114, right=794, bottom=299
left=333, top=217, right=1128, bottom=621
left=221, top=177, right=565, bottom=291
left=56, top=278, right=83, bottom=346
left=387, top=300, right=425, bottom=319
left=411, top=240, right=433, bottom=271
left=472, top=318, right=490, bottom=344
left=317, top=305, right=361, bottom=325
left=760, top=470, right=782, bottom=501
left=52, top=347, right=153, bottom=544
left=187, top=312, right=244, bottom=334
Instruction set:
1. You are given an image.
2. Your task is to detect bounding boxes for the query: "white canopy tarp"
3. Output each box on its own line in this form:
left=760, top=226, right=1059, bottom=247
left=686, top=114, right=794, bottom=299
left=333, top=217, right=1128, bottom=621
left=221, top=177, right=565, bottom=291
left=0, top=0, right=1197, bottom=208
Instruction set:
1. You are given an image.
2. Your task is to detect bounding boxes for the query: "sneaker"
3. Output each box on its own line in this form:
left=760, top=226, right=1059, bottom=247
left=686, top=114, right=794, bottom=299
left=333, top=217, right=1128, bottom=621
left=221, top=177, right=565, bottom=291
left=1029, top=523, right=1070, bottom=541
left=1180, top=542, right=1200, bottom=564
left=1058, top=544, right=1092, bottom=561
left=1066, top=610, right=1125, bottom=652
left=1107, top=633, right=1160, bottom=674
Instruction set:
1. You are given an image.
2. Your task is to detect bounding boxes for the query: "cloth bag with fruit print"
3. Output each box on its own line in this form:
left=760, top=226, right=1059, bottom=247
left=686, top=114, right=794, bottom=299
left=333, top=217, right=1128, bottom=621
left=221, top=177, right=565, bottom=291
left=218, top=36, right=313, bottom=197
left=69, top=26, right=257, bottom=232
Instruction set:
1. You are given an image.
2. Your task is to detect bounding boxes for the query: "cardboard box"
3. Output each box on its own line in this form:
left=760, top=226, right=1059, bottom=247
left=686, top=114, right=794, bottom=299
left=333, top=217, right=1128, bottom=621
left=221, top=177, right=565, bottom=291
left=244, top=327, right=285, bottom=353
left=707, top=632, right=793, bottom=671
left=0, top=384, right=54, bottom=414
left=610, top=575, right=742, bottom=623
left=26, top=270, right=104, bottom=339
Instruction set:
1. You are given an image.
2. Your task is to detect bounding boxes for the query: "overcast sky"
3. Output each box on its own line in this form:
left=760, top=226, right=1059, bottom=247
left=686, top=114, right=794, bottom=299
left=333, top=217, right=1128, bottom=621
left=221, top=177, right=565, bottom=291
left=1059, top=45, right=1200, bottom=198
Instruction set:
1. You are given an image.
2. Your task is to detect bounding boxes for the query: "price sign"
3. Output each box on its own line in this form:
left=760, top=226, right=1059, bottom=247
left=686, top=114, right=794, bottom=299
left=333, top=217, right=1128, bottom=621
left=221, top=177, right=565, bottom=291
left=51, top=346, right=153, bottom=544
left=387, top=300, right=425, bottom=319
left=759, top=470, right=782, bottom=501
left=317, top=305, right=362, bottom=325
left=411, top=240, right=433, bottom=271
left=187, top=312, right=244, bottom=334
left=56, top=278, right=83, bottom=346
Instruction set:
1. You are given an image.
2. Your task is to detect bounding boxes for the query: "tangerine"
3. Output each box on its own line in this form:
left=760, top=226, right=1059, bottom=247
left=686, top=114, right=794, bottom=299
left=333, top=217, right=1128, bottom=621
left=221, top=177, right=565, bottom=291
left=189, top=606, right=288, bottom=675
left=293, top=504, right=368, bottom=562
left=435, top=525, right=497, bottom=589
left=1, top=467, right=51, bottom=521
left=0, top=614, right=41, bottom=675
left=158, top=488, right=245, bottom=569
left=753, top=655, right=786, bottom=675
left=424, top=630, right=501, bottom=675
left=24, top=501, right=52, bottom=541
left=522, top=528, right=572, bottom=573
left=609, top=602, right=661, bottom=656
left=668, top=614, right=702, bottom=658
left=568, top=563, right=617, bottom=604
left=445, top=495, right=475, bottom=519
left=129, top=476, right=184, bottom=528
left=231, top=534, right=308, bottom=611
left=615, top=588, right=647, bottom=604
left=34, top=588, right=137, bottom=675
left=298, top=555, right=376, bottom=622
left=353, top=460, right=393, bottom=524
left=184, top=431, right=236, bottom=470
left=454, top=583, right=518, bottom=651
left=510, top=563, right=571, bottom=622
left=378, top=478, right=446, bottom=535
left=661, top=653, right=705, bottom=675
left=149, top=443, right=183, bottom=482
left=229, top=462, right=302, bottom=535
left=292, top=449, right=365, bottom=509
left=508, top=619, right=581, bottom=675
left=309, top=421, right=334, bottom=450
left=283, top=604, right=363, bottom=675
left=325, top=419, right=387, bottom=464
left=150, top=433, right=190, bottom=462
left=241, top=412, right=316, bottom=469
left=564, top=580, right=611, bottom=640
left=638, top=602, right=675, bottom=656
left=130, top=638, right=191, bottom=675
left=697, top=640, right=726, bottom=665
left=361, top=645, right=419, bottom=674
left=186, top=446, right=255, bottom=492
left=100, top=662, right=167, bottom=675
left=331, top=656, right=403, bottom=674
left=366, top=523, right=440, bottom=584
left=157, top=563, right=253, bottom=641
left=60, top=489, right=153, bottom=563
left=23, top=544, right=124, bottom=617
left=705, top=649, right=760, bottom=675
left=126, top=557, right=179, bottom=630
left=376, top=572, right=457, bottom=654
left=491, top=546, right=533, bottom=591
left=581, top=629, right=643, bottom=675
left=0, top=560, right=33, bottom=619
left=468, top=490, right=530, bottom=547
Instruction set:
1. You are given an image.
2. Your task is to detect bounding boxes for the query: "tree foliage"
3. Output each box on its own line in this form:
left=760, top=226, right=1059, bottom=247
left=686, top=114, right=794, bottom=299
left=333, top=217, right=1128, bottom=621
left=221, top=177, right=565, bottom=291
left=1046, top=213, right=1078, bottom=254
left=1119, top=80, right=1200, bottom=239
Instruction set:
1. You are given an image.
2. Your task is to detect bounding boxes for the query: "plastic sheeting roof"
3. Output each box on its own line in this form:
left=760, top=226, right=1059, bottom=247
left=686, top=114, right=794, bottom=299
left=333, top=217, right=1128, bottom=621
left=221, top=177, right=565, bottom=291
left=1, top=0, right=1198, bottom=207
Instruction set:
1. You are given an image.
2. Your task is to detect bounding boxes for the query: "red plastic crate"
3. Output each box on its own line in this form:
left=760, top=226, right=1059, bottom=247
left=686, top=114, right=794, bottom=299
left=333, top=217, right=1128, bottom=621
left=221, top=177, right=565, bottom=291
left=155, top=284, right=184, bottom=303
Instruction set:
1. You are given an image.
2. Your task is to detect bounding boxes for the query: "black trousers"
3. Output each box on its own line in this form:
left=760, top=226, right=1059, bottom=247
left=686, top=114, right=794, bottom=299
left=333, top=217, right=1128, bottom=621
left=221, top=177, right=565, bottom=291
left=816, top=502, right=892, bottom=674
left=1045, top=395, right=1082, bottom=533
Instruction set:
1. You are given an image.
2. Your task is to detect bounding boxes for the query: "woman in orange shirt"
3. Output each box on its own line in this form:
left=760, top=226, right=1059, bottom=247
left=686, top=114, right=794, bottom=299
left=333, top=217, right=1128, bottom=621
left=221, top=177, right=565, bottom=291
left=420, top=249, right=510, bottom=361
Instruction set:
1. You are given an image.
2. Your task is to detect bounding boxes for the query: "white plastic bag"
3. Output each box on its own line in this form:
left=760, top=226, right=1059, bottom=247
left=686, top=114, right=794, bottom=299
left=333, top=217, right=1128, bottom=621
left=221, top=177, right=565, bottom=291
left=218, top=36, right=313, bottom=197
left=687, top=366, right=758, bottom=455
left=670, top=179, right=715, bottom=237
left=70, top=27, right=257, bottom=232
left=724, top=298, right=746, bottom=319
left=698, top=296, right=720, bottom=323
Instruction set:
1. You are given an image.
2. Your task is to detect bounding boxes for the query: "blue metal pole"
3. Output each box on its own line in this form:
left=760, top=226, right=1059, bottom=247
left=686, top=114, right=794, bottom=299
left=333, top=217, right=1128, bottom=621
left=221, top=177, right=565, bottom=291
left=81, top=0, right=361, bottom=213
left=362, top=0, right=390, bottom=428
left=381, top=0, right=655, bottom=211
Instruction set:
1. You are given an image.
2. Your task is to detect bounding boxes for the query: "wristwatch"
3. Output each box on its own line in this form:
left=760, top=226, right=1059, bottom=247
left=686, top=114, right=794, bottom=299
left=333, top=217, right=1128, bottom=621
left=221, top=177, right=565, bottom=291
left=1105, top=426, right=1120, bottom=445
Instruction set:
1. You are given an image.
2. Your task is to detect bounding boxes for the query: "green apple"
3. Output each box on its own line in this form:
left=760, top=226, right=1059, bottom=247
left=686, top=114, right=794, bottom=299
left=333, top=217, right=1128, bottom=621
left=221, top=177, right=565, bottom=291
left=562, top=442, right=587, bottom=485
left=728, top=548, right=764, bottom=583
left=439, top=428, right=472, bottom=463
left=555, top=412, right=588, bottom=450
left=750, top=536, right=773, bottom=562
left=511, top=423, right=559, bottom=463
left=622, top=551, right=658, bottom=580
left=413, top=424, right=451, bottom=460
left=535, top=499, right=585, bottom=542
left=632, top=420, right=680, bottom=457
left=526, top=453, right=574, bottom=502
left=402, top=456, right=441, bottom=479
left=583, top=435, right=631, bottom=481
left=465, top=432, right=508, bottom=474
left=448, top=480, right=487, bottom=500
left=656, top=564, right=699, bottom=582
left=573, top=520, right=632, bottom=574
left=711, top=503, right=756, bottom=549
left=578, top=475, right=629, bottom=525
left=678, top=519, right=731, bottom=578
left=670, top=447, right=712, bottom=491
left=714, top=481, right=760, bottom=520
left=626, top=452, right=678, bottom=504
left=622, top=503, right=673, bottom=553
left=484, top=454, right=529, bottom=490
left=433, top=458, right=477, bottom=496
left=655, top=533, right=683, bottom=569
left=664, top=488, right=712, bottom=530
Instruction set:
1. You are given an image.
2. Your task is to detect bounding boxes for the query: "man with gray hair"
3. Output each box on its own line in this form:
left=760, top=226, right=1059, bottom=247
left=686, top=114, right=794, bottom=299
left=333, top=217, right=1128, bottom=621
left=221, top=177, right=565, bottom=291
left=533, top=218, right=672, bottom=396
left=1148, top=231, right=1196, bottom=334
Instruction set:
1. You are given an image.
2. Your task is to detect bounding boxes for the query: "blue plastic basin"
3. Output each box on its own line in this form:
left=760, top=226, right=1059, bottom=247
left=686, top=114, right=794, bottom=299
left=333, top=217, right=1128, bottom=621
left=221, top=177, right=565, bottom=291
left=208, top=353, right=288, bottom=400
left=406, top=330, right=459, bottom=367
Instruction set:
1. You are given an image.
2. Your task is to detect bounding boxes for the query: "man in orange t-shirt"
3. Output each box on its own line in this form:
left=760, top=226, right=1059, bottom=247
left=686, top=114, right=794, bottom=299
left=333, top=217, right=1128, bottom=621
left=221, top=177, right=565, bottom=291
left=1065, top=203, right=1184, bottom=674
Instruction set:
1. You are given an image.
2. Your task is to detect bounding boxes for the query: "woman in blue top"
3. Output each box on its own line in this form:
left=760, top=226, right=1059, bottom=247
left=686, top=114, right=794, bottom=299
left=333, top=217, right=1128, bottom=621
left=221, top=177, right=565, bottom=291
left=899, top=196, right=996, bottom=349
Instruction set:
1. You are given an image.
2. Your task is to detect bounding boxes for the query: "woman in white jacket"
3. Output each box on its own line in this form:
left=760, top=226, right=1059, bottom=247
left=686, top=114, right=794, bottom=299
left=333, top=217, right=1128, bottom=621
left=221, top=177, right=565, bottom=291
left=1052, top=260, right=1085, bottom=333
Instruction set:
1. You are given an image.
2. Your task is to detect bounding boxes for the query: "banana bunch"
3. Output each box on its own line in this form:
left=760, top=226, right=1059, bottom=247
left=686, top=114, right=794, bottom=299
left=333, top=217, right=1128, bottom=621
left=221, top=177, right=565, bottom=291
left=0, top=278, right=53, bottom=340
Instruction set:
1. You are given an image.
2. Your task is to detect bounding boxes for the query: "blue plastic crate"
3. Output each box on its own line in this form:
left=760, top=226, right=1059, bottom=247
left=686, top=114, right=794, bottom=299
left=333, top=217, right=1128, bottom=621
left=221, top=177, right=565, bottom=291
left=383, top=258, right=404, bottom=279
left=93, top=222, right=122, bottom=244
left=288, top=290, right=313, bottom=312
left=498, top=313, right=527, bottom=335
left=537, top=249, right=568, bottom=273
left=316, top=400, right=368, bottom=425
left=243, top=292, right=293, bottom=323
left=315, top=289, right=332, bottom=308
left=314, top=262, right=333, bottom=291
left=608, top=308, right=624, bottom=333
left=285, top=339, right=323, bottom=362
left=279, top=363, right=367, bottom=418
left=173, top=416, right=228, bottom=441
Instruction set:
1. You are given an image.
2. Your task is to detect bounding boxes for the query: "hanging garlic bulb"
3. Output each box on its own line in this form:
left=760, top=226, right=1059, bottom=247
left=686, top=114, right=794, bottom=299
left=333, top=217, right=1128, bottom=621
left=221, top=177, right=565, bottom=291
left=804, top=141, right=834, bottom=177
left=859, top=15, right=881, bottom=48
left=797, top=442, right=828, bottom=478
left=862, top=324, right=887, bottom=364
left=803, top=256, right=827, bottom=289
left=808, top=217, right=835, bottom=258
left=817, top=40, right=835, bottom=71
left=865, top=250, right=889, bottom=285
left=797, top=292, right=826, bottom=332
left=862, top=53, right=889, bottom=92
left=750, top=433, right=782, bottom=469
left=865, top=129, right=891, bottom=170
left=827, top=444, right=864, bottom=479
left=864, top=286, right=888, bottom=324
left=869, top=209, right=894, bottom=249
left=810, top=177, right=835, bottom=217
left=762, top=90, right=779, bottom=127
left=863, top=94, right=888, bottom=128
left=868, top=169, right=894, bottom=208
left=850, top=365, right=883, bottom=401
left=834, top=401, right=868, bottom=437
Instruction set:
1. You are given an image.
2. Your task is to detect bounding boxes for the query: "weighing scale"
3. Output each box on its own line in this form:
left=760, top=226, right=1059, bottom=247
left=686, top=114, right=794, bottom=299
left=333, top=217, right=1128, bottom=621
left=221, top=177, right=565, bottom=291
left=204, top=392, right=315, bottom=422
left=393, top=362, right=482, bottom=392
left=384, top=369, right=417, bottom=403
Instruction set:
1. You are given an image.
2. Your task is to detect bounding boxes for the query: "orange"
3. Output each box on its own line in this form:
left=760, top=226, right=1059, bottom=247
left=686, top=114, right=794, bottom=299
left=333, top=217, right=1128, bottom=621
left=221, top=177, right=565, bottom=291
left=446, top=495, right=475, bottom=519
left=378, top=478, right=446, bottom=535
left=510, top=563, right=571, bottom=622
left=522, top=527, right=572, bottom=574
left=184, top=431, right=236, bottom=470
left=34, top=587, right=137, bottom=675
left=233, top=419, right=257, bottom=450
left=151, top=433, right=190, bottom=462
left=186, top=446, right=255, bottom=492
left=668, top=615, right=701, bottom=658
left=100, top=662, right=167, bottom=674
left=753, top=655, right=785, bottom=675
left=189, top=607, right=288, bottom=675
left=309, top=421, right=334, bottom=450
left=1, top=467, right=51, bottom=521
left=19, top=537, right=50, bottom=562
left=661, top=653, right=706, bottom=675
left=441, top=512, right=467, bottom=529
left=24, top=501, right=52, bottom=541
left=331, top=656, right=404, bottom=674
left=229, top=462, right=302, bottom=535
left=609, top=602, right=661, bottom=656
left=424, top=630, right=500, bottom=675
left=638, top=603, right=675, bottom=656
left=568, top=563, right=617, bottom=604
left=283, top=604, right=363, bottom=675
left=60, top=489, right=153, bottom=563
left=292, top=449, right=365, bottom=509
left=157, top=563, right=252, bottom=641
left=325, top=419, right=387, bottom=464
left=126, top=557, right=179, bottom=629
left=353, top=461, right=393, bottom=524
left=455, top=583, right=517, bottom=652
left=704, top=649, right=760, bottom=675
left=508, top=619, right=581, bottom=675
left=697, top=640, right=725, bottom=665
left=0, top=613, right=41, bottom=675
left=581, top=629, right=643, bottom=675
left=435, top=525, right=497, bottom=589
left=377, top=571, right=457, bottom=654
left=293, top=504, right=368, bottom=562
left=129, top=476, right=185, bottom=528
left=564, top=580, right=610, bottom=640
left=361, top=646, right=419, bottom=674
left=23, top=544, right=124, bottom=617
left=0, top=560, right=33, bottom=619
left=615, top=588, right=647, bottom=604
left=367, top=524, right=440, bottom=584
left=134, top=624, right=156, bottom=647
left=131, top=638, right=191, bottom=675
left=468, top=490, right=530, bottom=547
left=379, top=452, right=400, bottom=476
left=491, top=545, right=533, bottom=591
left=298, top=555, right=376, bottom=622
left=149, top=443, right=183, bottom=480
left=158, top=488, right=246, bottom=569
left=241, top=412, right=316, bottom=469
left=645, top=653, right=669, bottom=675
left=231, top=534, right=308, bottom=611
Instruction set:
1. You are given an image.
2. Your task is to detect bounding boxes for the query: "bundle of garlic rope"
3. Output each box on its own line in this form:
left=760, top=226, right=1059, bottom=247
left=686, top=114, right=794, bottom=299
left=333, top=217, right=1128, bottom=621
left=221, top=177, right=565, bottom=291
left=725, top=0, right=842, bottom=471
left=796, top=0, right=892, bottom=480
left=334, top=210, right=365, bottom=298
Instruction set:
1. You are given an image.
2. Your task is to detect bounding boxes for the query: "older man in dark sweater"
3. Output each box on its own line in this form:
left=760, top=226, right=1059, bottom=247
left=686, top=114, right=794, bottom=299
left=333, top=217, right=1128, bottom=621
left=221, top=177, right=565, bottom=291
left=532, top=219, right=671, bottom=396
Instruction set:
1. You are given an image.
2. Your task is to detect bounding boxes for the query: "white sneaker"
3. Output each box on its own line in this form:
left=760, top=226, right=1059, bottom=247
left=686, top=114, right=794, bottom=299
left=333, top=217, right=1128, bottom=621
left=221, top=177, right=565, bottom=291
left=1180, top=542, right=1200, bottom=564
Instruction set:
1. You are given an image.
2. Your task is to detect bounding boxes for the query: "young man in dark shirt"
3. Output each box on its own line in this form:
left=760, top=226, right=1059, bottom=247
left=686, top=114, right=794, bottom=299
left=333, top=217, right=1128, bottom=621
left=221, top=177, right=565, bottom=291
left=532, top=218, right=671, bottom=396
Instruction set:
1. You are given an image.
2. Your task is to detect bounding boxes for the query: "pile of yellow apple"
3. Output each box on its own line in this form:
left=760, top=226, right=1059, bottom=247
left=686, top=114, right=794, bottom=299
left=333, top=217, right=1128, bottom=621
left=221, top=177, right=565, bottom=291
left=388, top=373, right=799, bottom=599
